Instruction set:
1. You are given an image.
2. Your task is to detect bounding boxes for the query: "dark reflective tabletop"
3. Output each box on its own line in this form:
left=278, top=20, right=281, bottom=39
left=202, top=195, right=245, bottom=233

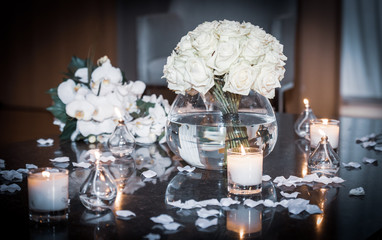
left=1, top=113, right=381, bottom=240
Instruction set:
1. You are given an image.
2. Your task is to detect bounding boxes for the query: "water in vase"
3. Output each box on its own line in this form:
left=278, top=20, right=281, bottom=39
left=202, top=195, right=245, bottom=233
left=166, top=112, right=278, bottom=170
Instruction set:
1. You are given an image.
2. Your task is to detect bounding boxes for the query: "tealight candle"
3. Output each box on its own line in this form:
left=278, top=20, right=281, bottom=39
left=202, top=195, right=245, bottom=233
left=227, top=146, right=263, bottom=195
left=28, top=168, right=69, bottom=222
left=310, top=119, right=340, bottom=149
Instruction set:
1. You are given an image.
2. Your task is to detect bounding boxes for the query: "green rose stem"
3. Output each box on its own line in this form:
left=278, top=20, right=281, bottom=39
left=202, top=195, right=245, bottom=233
left=210, top=76, right=250, bottom=166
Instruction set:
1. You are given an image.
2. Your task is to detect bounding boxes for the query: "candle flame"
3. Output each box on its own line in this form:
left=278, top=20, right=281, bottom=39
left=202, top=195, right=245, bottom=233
left=303, top=98, right=309, bottom=107
left=94, top=150, right=101, bottom=160
left=322, top=118, right=329, bottom=125
left=240, top=145, right=246, bottom=155
left=42, top=171, right=50, bottom=178
left=114, top=107, right=123, bottom=120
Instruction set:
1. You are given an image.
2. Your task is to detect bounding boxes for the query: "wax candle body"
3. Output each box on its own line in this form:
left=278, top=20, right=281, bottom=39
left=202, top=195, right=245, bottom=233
left=28, top=170, right=69, bottom=212
left=227, top=152, right=262, bottom=186
left=310, top=122, right=339, bottom=149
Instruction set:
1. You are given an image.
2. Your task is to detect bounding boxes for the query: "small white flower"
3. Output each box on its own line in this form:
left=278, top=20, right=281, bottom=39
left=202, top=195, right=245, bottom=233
left=57, top=79, right=78, bottom=104
left=66, top=99, right=95, bottom=121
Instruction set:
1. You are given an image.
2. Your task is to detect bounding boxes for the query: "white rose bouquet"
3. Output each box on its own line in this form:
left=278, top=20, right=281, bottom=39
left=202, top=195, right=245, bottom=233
left=163, top=20, right=286, bottom=149
left=47, top=56, right=170, bottom=144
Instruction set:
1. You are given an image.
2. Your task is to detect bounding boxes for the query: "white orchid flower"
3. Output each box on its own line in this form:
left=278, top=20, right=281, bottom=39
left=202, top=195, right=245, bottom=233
left=105, top=92, right=124, bottom=109
left=90, top=79, right=117, bottom=96
left=66, top=99, right=95, bottom=121
left=77, top=118, right=115, bottom=137
left=86, top=94, right=114, bottom=122
left=127, top=117, right=153, bottom=137
left=130, top=80, right=146, bottom=97
left=124, top=95, right=138, bottom=114
left=135, top=134, right=157, bottom=144
left=57, top=79, right=79, bottom=104
left=74, top=68, right=89, bottom=83
left=91, top=58, right=122, bottom=85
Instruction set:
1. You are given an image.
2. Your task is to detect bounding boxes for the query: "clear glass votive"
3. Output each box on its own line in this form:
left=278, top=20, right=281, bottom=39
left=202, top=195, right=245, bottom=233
left=227, top=147, right=263, bottom=195
left=28, top=168, right=69, bottom=223
left=310, top=119, right=340, bottom=149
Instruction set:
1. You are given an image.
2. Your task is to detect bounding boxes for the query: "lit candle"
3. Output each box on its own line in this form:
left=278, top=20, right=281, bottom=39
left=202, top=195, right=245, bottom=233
left=310, top=118, right=340, bottom=149
left=28, top=168, right=69, bottom=212
left=114, top=107, right=123, bottom=122
left=227, top=146, right=263, bottom=195
left=303, top=98, right=310, bottom=108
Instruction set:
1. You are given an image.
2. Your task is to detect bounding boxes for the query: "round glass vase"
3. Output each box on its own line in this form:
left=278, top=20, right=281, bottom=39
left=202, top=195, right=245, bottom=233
left=165, top=90, right=278, bottom=171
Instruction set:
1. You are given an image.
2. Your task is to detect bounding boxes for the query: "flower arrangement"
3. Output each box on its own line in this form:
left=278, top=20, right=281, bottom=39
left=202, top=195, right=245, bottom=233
left=47, top=55, right=170, bottom=144
left=162, top=20, right=286, bottom=150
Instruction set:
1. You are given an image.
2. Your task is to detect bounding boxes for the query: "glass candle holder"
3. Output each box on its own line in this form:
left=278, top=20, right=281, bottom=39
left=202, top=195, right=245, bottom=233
left=227, top=147, right=263, bottom=195
left=28, top=168, right=69, bottom=223
left=294, top=98, right=317, bottom=138
left=310, top=119, right=340, bottom=149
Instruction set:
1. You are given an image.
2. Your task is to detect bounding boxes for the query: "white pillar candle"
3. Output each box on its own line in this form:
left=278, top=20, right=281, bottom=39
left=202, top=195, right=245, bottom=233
left=227, top=147, right=263, bottom=186
left=28, top=168, right=69, bottom=212
left=310, top=119, right=340, bottom=149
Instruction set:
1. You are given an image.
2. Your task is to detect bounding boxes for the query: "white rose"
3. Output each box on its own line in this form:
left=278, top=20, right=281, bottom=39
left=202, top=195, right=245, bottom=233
left=176, top=35, right=193, bottom=54
left=207, top=39, right=240, bottom=75
left=242, top=36, right=265, bottom=64
left=184, top=57, right=214, bottom=95
left=223, top=60, right=259, bottom=95
left=193, top=21, right=219, bottom=32
left=162, top=52, right=191, bottom=95
left=252, top=65, right=282, bottom=99
left=215, top=20, right=249, bottom=39
left=189, top=30, right=218, bottom=58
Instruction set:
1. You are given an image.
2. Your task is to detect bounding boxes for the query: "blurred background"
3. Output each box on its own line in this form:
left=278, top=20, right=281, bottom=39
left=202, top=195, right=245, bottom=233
left=0, top=0, right=381, bottom=144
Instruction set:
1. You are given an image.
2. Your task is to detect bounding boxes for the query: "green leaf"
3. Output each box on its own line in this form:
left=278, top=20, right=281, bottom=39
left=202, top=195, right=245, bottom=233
left=46, top=88, right=68, bottom=123
left=60, top=118, right=77, bottom=141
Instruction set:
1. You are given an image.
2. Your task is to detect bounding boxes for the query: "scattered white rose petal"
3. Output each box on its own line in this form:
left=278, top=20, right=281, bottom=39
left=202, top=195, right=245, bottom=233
left=0, top=183, right=21, bottom=193
left=150, top=214, right=174, bottom=224
left=0, top=159, right=4, bottom=168
left=195, top=218, right=218, bottom=229
left=182, top=199, right=202, bottom=209
left=142, top=170, right=157, bottom=178
left=0, top=170, right=23, bottom=181
left=26, top=164, right=38, bottom=169
left=306, top=204, right=323, bottom=214
left=276, top=199, right=290, bottom=208
left=349, top=187, right=365, bottom=196
left=16, top=168, right=29, bottom=174
left=342, top=162, right=361, bottom=169
left=49, top=157, right=70, bottom=162
left=73, top=162, right=92, bottom=168
left=375, top=146, right=382, bottom=151
left=163, top=222, right=182, bottom=231
left=302, top=173, right=320, bottom=182
left=37, top=138, right=54, bottom=146
left=198, top=198, right=221, bottom=207
left=262, top=175, right=271, bottom=181
left=143, top=233, right=161, bottom=240
left=287, top=198, right=310, bottom=215
left=362, top=157, right=377, bottom=164
left=315, top=176, right=333, bottom=185
left=243, top=199, right=263, bottom=208
left=197, top=208, right=220, bottom=218
left=280, top=191, right=300, bottom=198
left=177, top=165, right=196, bottom=173
left=116, top=210, right=136, bottom=218
left=361, top=141, right=376, bottom=148
left=220, top=198, right=240, bottom=207
left=263, top=199, right=277, bottom=207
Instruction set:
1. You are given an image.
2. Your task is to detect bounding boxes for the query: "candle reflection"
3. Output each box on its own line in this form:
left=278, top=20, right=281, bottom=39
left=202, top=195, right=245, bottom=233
left=226, top=205, right=262, bottom=239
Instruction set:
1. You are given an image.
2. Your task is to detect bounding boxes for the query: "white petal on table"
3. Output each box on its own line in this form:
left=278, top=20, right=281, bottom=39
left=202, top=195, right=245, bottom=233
left=375, top=146, right=382, bottom=151
left=197, top=208, right=220, bottom=218
left=150, top=214, right=174, bottom=224
left=116, top=210, right=136, bottom=218
left=37, top=138, right=54, bottom=146
left=0, top=183, right=21, bottom=193
left=163, top=222, right=182, bottom=231
left=342, top=162, right=361, bottom=169
left=198, top=198, right=221, bottom=207
left=287, top=198, right=310, bottom=215
left=142, top=170, right=157, bottom=178
left=362, top=157, right=377, bottom=164
left=73, top=162, right=92, bottom=168
left=0, top=170, right=23, bottom=181
left=302, top=173, right=320, bottom=182
left=262, top=175, right=271, bottom=181
left=263, top=199, right=277, bottom=207
left=26, top=164, right=38, bottom=169
left=143, top=233, right=161, bottom=240
left=361, top=141, right=377, bottom=148
left=100, top=155, right=116, bottom=162
left=49, top=156, right=70, bottom=162
left=195, top=218, right=218, bottom=229
left=349, top=187, right=365, bottom=196
left=243, top=199, right=263, bottom=208
left=220, top=198, right=240, bottom=207
left=16, top=168, right=29, bottom=174
left=177, top=165, right=196, bottom=173
left=280, top=191, right=300, bottom=199
left=306, top=204, right=323, bottom=214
